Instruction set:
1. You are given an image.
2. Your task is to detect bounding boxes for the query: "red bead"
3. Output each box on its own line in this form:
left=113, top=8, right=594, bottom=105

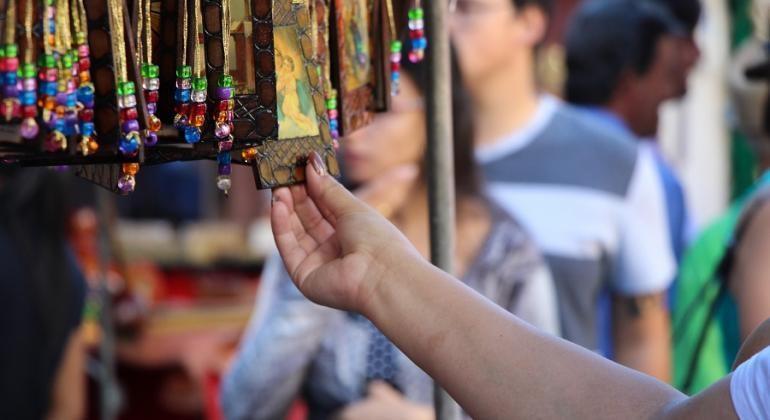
left=144, top=90, right=159, bottom=103
left=191, top=102, right=206, bottom=116
left=22, top=105, right=36, bottom=118
left=120, top=107, right=138, bottom=122
left=0, top=59, right=6, bottom=73
left=78, top=57, right=90, bottom=71
left=174, top=103, right=190, bottom=115
left=391, top=62, right=400, bottom=72
left=410, top=29, right=424, bottom=39
left=79, top=108, right=94, bottom=121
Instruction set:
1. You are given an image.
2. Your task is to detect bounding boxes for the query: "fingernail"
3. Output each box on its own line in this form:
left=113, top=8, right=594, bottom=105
left=271, top=194, right=277, bottom=206
left=310, top=152, right=326, bottom=176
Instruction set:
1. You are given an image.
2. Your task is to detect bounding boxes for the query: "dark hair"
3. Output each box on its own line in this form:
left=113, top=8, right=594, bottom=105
left=512, top=0, right=553, bottom=14
left=652, top=0, right=701, bottom=33
left=399, top=39, right=481, bottom=200
left=564, top=0, right=681, bottom=105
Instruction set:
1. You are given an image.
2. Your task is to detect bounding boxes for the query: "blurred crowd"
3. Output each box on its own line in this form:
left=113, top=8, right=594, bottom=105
left=3, top=0, right=770, bottom=419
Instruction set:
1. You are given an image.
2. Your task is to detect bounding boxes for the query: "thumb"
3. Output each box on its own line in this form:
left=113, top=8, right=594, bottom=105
left=307, top=151, right=369, bottom=221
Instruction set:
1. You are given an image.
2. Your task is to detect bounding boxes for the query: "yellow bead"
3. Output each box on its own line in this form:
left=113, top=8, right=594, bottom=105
left=191, top=114, right=205, bottom=127
left=148, top=114, right=161, bottom=132
left=241, top=147, right=257, bottom=161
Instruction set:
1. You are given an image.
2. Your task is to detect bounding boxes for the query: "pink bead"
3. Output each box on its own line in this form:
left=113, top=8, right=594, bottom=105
left=214, top=121, right=231, bottom=138
left=67, top=80, right=76, bottom=92
left=45, top=68, right=57, bottom=82
left=328, top=109, right=338, bottom=119
left=23, top=78, right=36, bottom=90
left=78, top=44, right=90, bottom=57
left=390, top=53, right=402, bottom=63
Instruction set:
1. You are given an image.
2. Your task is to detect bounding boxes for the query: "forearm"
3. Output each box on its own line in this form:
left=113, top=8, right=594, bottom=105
left=364, top=254, right=684, bottom=419
left=612, top=294, right=672, bottom=382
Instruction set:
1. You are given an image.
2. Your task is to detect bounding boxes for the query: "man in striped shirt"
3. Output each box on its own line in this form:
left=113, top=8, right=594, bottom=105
left=451, top=0, right=675, bottom=380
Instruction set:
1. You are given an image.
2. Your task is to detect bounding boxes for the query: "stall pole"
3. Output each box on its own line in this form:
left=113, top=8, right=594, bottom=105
left=425, top=0, right=462, bottom=419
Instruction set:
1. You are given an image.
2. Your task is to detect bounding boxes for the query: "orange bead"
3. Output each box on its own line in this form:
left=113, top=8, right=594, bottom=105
left=122, top=163, right=139, bottom=176
left=87, top=139, right=99, bottom=153
left=148, top=114, right=161, bottom=131
left=241, top=147, right=257, bottom=161
left=79, top=71, right=90, bottom=84
left=191, top=114, right=205, bottom=127
left=55, top=105, right=66, bottom=117
left=44, top=96, right=56, bottom=110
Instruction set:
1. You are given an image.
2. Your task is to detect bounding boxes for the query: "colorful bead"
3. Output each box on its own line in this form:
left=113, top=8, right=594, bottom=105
left=407, top=6, right=427, bottom=63
left=117, top=174, right=136, bottom=194
left=241, top=147, right=257, bottom=161
left=326, top=89, right=340, bottom=141
left=183, top=125, right=201, bottom=143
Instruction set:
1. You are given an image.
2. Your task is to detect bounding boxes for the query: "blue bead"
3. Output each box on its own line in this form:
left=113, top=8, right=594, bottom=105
left=119, top=137, right=140, bottom=154
left=175, top=89, right=191, bottom=103
left=54, top=118, right=66, bottom=132
left=44, top=82, right=57, bottom=96
left=20, top=91, right=36, bottom=105
left=391, top=71, right=400, bottom=81
left=329, top=119, right=339, bottom=130
left=81, top=122, right=95, bottom=136
left=183, top=126, right=201, bottom=143
left=5, top=72, right=17, bottom=85
left=412, top=37, right=427, bottom=50
left=77, top=85, right=94, bottom=102
left=217, top=151, right=231, bottom=165
left=66, top=93, right=77, bottom=107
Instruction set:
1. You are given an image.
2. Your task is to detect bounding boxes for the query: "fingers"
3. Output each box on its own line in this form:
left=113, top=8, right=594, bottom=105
left=307, top=151, right=370, bottom=220
left=270, top=189, right=310, bottom=279
left=290, top=181, right=336, bottom=244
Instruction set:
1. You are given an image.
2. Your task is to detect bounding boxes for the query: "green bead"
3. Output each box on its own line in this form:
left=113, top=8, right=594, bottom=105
left=217, top=74, right=233, bottom=88
left=0, top=47, right=5, bottom=59
left=390, top=40, right=402, bottom=53
left=43, top=54, right=56, bottom=68
left=141, top=63, right=159, bottom=78
left=22, top=63, right=35, bottom=78
left=176, top=65, right=192, bottom=79
left=192, top=76, right=207, bottom=90
left=413, top=7, right=424, bottom=19
left=326, top=98, right=337, bottom=109
left=62, top=53, right=73, bottom=68
left=117, top=81, right=135, bottom=96
left=5, top=44, right=17, bottom=58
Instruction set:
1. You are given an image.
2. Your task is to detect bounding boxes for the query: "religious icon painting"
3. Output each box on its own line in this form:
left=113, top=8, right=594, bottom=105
left=330, top=0, right=376, bottom=135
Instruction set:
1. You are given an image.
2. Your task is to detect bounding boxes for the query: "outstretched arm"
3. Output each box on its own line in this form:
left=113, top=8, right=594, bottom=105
left=270, top=153, right=734, bottom=420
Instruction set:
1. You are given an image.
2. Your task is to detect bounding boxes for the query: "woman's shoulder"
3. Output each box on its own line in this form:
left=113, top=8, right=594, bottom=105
left=463, top=199, right=548, bottom=291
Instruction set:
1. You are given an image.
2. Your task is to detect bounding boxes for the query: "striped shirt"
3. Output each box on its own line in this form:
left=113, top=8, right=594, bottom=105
left=477, top=96, right=675, bottom=353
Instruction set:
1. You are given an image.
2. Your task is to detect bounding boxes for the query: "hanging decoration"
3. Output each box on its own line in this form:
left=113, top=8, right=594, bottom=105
left=173, top=0, right=193, bottom=139
left=19, top=0, right=39, bottom=140
left=1, top=0, right=21, bottom=123
left=187, top=0, right=207, bottom=144
left=407, top=0, right=426, bottom=63
left=213, top=0, right=234, bottom=194
left=137, top=0, right=160, bottom=147
left=72, top=0, right=98, bottom=155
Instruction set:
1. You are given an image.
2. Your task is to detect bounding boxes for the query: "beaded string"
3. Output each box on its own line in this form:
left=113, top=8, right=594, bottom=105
left=107, top=0, right=142, bottom=193
left=321, top=0, right=339, bottom=146
left=384, top=0, right=402, bottom=96
left=38, top=0, right=63, bottom=151
left=173, top=0, right=196, bottom=141
left=184, top=0, right=207, bottom=144
left=54, top=0, right=80, bottom=150
left=214, top=0, right=235, bottom=194
left=1, top=0, right=20, bottom=123
left=138, top=0, right=160, bottom=146
left=407, top=0, right=426, bottom=63
left=19, top=0, right=39, bottom=140
left=72, top=0, right=97, bottom=155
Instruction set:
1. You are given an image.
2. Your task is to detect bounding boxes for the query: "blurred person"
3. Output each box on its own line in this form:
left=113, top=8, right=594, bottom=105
left=269, top=156, right=770, bottom=420
left=673, top=36, right=770, bottom=394
left=220, top=47, right=559, bottom=419
left=0, top=167, right=86, bottom=420
left=652, top=0, right=702, bottom=99
left=450, top=0, right=675, bottom=379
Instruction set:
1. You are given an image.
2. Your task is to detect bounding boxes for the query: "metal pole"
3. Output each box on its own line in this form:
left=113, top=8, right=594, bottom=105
left=424, top=0, right=462, bottom=419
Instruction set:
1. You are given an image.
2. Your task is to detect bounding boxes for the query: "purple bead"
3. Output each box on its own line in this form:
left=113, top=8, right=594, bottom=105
left=144, top=131, right=158, bottom=146
left=218, top=139, right=233, bottom=152
left=146, top=102, right=157, bottom=114
left=218, top=164, right=232, bottom=175
left=117, top=175, right=136, bottom=194
left=331, top=129, right=340, bottom=139
left=216, top=87, right=232, bottom=100
left=20, top=118, right=39, bottom=139
left=214, top=122, right=231, bottom=138
left=4, top=85, right=18, bottom=97
left=122, top=119, right=140, bottom=133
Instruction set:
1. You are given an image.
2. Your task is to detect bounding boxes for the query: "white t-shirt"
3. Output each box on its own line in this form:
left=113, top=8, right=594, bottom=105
left=731, top=346, right=770, bottom=419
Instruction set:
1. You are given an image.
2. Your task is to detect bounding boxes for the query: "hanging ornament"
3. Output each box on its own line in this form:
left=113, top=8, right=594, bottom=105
left=0, top=0, right=21, bottom=123
left=53, top=0, right=79, bottom=142
left=19, top=0, right=39, bottom=140
left=72, top=0, right=97, bottom=155
left=186, top=0, right=207, bottom=145
left=38, top=0, right=64, bottom=151
left=383, top=0, right=401, bottom=96
left=326, top=89, right=339, bottom=148
left=407, top=1, right=426, bottom=63
left=173, top=0, right=192, bottom=135
left=214, top=0, right=233, bottom=194
left=137, top=0, right=160, bottom=146
left=107, top=0, right=141, bottom=193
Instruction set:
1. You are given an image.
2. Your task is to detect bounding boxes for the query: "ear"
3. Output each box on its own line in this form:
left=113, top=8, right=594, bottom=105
left=515, top=5, right=548, bottom=47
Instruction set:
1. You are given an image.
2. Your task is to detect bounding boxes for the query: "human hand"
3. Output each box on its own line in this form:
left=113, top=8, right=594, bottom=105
left=334, top=381, right=435, bottom=420
left=270, top=152, right=420, bottom=313
left=354, top=164, right=419, bottom=219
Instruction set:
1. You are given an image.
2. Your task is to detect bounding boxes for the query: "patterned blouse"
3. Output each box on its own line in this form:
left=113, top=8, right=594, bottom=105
left=221, top=204, right=559, bottom=419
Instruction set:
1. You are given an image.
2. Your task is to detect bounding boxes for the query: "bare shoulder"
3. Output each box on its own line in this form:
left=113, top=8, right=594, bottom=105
left=734, top=318, right=770, bottom=369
